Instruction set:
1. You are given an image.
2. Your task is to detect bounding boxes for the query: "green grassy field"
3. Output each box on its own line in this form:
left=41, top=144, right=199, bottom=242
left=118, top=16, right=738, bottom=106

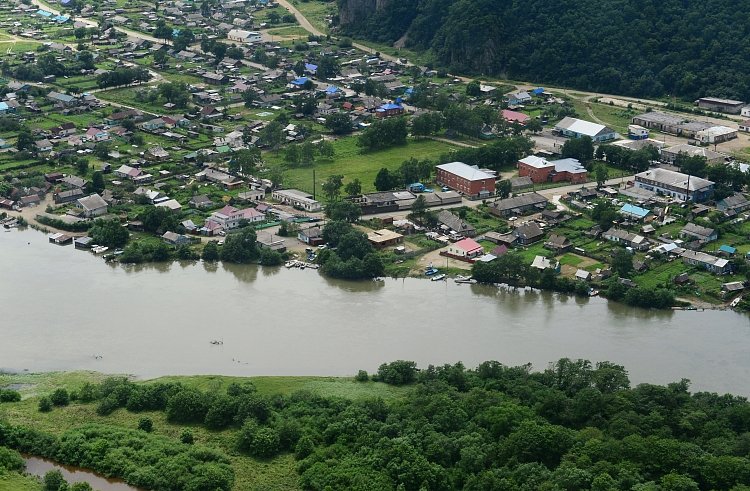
left=288, top=0, right=336, bottom=34
left=265, top=26, right=310, bottom=38
left=266, top=137, right=456, bottom=194
left=0, top=473, right=42, bottom=491
left=0, top=371, right=410, bottom=491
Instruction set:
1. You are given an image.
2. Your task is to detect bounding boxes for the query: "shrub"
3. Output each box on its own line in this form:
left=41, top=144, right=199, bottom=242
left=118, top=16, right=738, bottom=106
left=138, top=417, right=153, bottom=433
left=0, top=390, right=21, bottom=403
left=50, top=388, right=70, bottom=407
left=38, top=397, right=52, bottom=413
left=355, top=370, right=369, bottom=382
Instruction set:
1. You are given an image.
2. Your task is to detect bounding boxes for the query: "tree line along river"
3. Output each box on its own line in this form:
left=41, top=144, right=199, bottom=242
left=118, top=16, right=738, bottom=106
left=1, top=227, right=749, bottom=395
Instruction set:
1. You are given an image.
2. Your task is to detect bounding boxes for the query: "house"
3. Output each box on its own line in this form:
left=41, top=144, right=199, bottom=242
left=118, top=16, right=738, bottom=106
left=436, top=210, right=476, bottom=237
left=619, top=203, right=650, bottom=221
left=47, top=91, right=77, bottom=107
left=45, top=172, right=65, bottom=183
left=513, top=222, right=544, bottom=245
left=445, top=237, right=484, bottom=259
left=660, top=144, right=725, bottom=165
left=298, top=226, right=324, bottom=246
left=34, top=139, right=53, bottom=153
left=544, top=234, right=571, bottom=253
left=18, top=194, right=41, bottom=207
left=162, top=231, right=191, bottom=246
left=517, top=155, right=587, bottom=184
left=188, top=195, right=214, bottom=209
left=501, top=109, right=530, bottom=125
left=146, top=146, right=170, bottom=161
left=206, top=205, right=265, bottom=231
left=53, top=188, right=84, bottom=204
left=717, top=194, right=750, bottom=215
left=489, top=193, right=548, bottom=217
left=115, top=164, right=142, bottom=180
left=76, top=193, right=108, bottom=217
left=202, top=72, right=229, bottom=85
left=510, top=176, right=534, bottom=192
left=375, top=103, right=404, bottom=118
left=237, top=189, right=265, bottom=202
left=575, top=269, right=591, bottom=281
left=61, top=175, right=86, bottom=189
left=695, top=97, right=746, bottom=114
left=84, top=127, right=109, bottom=142
left=155, top=199, right=183, bottom=212
left=603, top=228, right=649, bottom=251
left=680, top=249, right=730, bottom=274
left=367, top=229, right=404, bottom=248
left=227, top=29, right=261, bottom=43
left=531, top=255, right=560, bottom=272
left=271, top=189, right=322, bottom=212
left=0, top=198, right=15, bottom=210
left=554, top=117, right=616, bottom=142
left=436, top=162, right=496, bottom=198
left=694, top=126, right=737, bottom=144
left=506, top=91, right=532, bottom=106
left=740, top=120, right=750, bottom=133
left=634, top=168, right=714, bottom=202
left=718, top=245, right=737, bottom=257
left=680, top=223, right=717, bottom=244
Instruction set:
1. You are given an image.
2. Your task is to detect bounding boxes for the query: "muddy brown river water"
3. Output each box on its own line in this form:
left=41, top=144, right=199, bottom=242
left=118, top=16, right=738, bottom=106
left=1, top=228, right=749, bottom=394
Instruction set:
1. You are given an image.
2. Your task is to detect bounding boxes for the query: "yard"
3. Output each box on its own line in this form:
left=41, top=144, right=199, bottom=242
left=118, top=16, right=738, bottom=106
left=265, top=136, right=456, bottom=194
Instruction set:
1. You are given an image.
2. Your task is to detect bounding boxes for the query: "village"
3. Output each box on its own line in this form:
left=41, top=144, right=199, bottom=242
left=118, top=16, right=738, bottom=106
left=2, top=0, right=750, bottom=311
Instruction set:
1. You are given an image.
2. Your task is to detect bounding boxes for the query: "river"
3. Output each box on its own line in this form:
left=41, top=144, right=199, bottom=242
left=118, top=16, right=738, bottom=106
left=23, top=456, right=141, bottom=491
left=1, top=228, right=749, bottom=395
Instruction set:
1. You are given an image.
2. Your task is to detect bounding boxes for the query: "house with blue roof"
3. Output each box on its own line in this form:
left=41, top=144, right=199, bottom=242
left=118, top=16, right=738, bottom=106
left=618, top=203, right=650, bottom=221
left=718, top=245, right=736, bottom=256
left=0, top=102, right=11, bottom=115
left=37, top=9, right=53, bottom=17
left=305, top=63, right=317, bottom=75
left=375, top=102, right=404, bottom=118
left=290, top=77, right=310, bottom=88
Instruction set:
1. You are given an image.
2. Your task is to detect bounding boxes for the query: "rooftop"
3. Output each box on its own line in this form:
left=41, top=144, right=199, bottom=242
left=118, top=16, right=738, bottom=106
left=436, top=162, right=495, bottom=182
left=635, top=168, right=714, bottom=192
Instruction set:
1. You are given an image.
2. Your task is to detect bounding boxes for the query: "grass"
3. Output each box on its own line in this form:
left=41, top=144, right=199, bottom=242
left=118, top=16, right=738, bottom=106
left=0, top=372, right=411, bottom=491
left=0, top=473, right=42, bottom=491
left=265, top=26, right=310, bottom=38
left=266, top=137, right=455, bottom=194
left=288, top=0, right=336, bottom=34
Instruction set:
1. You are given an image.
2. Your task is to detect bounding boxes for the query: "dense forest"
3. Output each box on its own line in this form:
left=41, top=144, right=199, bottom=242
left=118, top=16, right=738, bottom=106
left=338, top=0, right=750, bottom=101
left=4, top=359, right=750, bottom=490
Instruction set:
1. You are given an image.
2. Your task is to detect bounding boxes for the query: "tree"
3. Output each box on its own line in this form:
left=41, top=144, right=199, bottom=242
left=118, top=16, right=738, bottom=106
left=377, top=360, right=418, bottom=385
left=229, top=148, right=261, bottom=177
left=561, top=136, right=594, bottom=163
left=496, top=179, right=512, bottom=199
left=153, top=49, right=168, bottom=66
left=526, top=118, right=543, bottom=133
left=153, top=20, right=173, bottom=42
left=300, top=141, right=316, bottom=166
left=71, top=483, right=93, bottom=491
left=318, top=140, right=335, bottom=159
left=316, top=55, right=339, bottom=79
left=325, top=201, right=362, bottom=222
left=344, top=179, right=362, bottom=197
left=43, top=470, right=67, bottom=491
left=466, top=80, right=481, bottom=97
left=173, top=28, right=195, bottom=52
left=325, top=113, right=353, bottom=135
left=358, top=117, right=408, bottom=151
left=611, top=249, right=633, bottom=277
left=594, top=164, right=609, bottom=189
left=220, top=228, right=258, bottom=263
left=408, top=195, right=429, bottom=224
left=90, top=219, right=129, bottom=248
left=38, top=396, right=52, bottom=412
left=138, top=417, right=153, bottom=432
left=242, top=90, right=256, bottom=108
left=259, top=121, right=284, bottom=149
left=50, top=388, right=69, bottom=406
left=374, top=168, right=397, bottom=191
left=91, top=171, right=105, bottom=194
left=322, top=174, right=344, bottom=202
left=16, top=128, right=35, bottom=152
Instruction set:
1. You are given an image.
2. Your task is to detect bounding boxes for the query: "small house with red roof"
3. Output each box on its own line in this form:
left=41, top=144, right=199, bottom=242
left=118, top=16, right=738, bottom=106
left=445, top=237, right=484, bottom=260
left=501, top=109, right=530, bottom=125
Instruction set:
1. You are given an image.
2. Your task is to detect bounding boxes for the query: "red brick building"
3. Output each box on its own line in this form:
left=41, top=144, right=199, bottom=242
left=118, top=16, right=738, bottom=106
left=436, top=162, right=496, bottom=197
left=517, top=156, right=587, bottom=184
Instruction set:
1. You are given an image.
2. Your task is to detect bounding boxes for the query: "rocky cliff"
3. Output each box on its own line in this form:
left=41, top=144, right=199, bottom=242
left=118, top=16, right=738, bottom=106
left=337, top=0, right=394, bottom=26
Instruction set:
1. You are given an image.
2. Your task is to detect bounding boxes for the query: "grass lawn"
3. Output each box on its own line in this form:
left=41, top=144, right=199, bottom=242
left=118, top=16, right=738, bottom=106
left=558, top=253, right=584, bottom=267
left=266, top=137, right=455, bottom=194
left=516, top=242, right=548, bottom=264
left=265, top=26, right=310, bottom=38
left=0, top=473, right=42, bottom=491
left=288, top=0, right=336, bottom=34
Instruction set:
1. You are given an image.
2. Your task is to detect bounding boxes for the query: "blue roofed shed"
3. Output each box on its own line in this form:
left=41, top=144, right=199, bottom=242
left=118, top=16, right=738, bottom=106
left=719, top=245, right=736, bottom=256
left=619, top=203, right=650, bottom=220
left=305, top=63, right=317, bottom=74
left=291, top=77, right=310, bottom=86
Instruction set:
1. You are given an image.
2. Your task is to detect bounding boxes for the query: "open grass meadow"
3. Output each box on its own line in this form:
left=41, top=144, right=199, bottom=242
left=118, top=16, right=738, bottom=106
left=266, top=136, right=456, bottom=194
left=0, top=371, right=410, bottom=490
left=288, top=0, right=336, bottom=34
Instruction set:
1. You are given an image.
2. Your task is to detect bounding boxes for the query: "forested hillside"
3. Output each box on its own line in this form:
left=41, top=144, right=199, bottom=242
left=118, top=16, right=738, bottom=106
left=338, top=0, right=750, bottom=101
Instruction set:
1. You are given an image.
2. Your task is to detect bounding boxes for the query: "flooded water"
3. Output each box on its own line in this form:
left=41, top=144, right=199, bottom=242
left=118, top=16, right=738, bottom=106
left=24, top=456, right=142, bottom=491
left=1, top=228, right=749, bottom=394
